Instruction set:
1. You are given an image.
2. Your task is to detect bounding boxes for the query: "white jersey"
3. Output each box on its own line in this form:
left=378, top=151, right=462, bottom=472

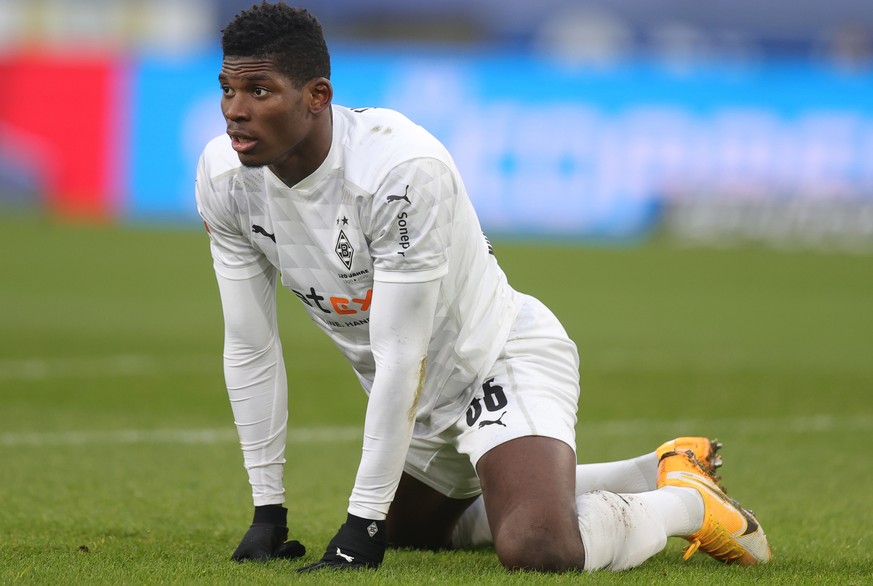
left=196, top=105, right=522, bottom=437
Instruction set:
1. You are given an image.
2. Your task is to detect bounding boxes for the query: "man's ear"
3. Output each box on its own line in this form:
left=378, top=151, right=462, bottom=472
left=308, top=77, right=333, bottom=114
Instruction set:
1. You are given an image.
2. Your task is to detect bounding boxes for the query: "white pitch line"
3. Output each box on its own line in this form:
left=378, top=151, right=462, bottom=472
left=2, top=415, right=871, bottom=448
left=0, top=354, right=218, bottom=381
left=0, top=352, right=330, bottom=381
left=0, top=426, right=363, bottom=447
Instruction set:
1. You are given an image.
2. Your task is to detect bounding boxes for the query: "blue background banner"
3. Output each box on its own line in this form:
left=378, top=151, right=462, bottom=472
left=126, top=48, right=873, bottom=239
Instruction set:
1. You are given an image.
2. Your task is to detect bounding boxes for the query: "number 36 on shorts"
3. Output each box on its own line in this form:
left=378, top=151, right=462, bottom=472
left=466, top=378, right=508, bottom=428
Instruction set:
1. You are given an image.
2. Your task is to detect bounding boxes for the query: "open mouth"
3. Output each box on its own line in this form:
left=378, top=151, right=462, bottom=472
left=230, top=134, right=257, bottom=154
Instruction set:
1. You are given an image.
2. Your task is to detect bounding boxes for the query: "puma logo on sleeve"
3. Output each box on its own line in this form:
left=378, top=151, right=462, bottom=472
left=386, top=185, right=411, bottom=204
left=251, top=224, right=276, bottom=242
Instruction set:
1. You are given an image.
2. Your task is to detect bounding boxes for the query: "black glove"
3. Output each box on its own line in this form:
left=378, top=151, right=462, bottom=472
left=231, top=505, right=306, bottom=562
left=297, top=513, right=386, bottom=572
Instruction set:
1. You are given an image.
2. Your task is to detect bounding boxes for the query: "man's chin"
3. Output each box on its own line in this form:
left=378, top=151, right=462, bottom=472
left=236, top=153, right=266, bottom=168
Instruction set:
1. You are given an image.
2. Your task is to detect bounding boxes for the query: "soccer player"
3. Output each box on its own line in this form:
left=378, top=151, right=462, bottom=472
left=195, top=2, right=771, bottom=572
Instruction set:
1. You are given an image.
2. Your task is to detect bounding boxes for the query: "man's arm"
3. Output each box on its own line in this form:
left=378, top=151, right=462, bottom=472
left=299, top=276, right=441, bottom=571
left=350, top=275, right=441, bottom=517
left=196, top=147, right=304, bottom=560
left=300, top=155, right=454, bottom=571
left=215, top=267, right=287, bottom=506
left=215, top=267, right=305, bottom=561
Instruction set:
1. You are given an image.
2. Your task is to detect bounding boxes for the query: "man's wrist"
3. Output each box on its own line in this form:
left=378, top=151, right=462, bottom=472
left=252, top=504, right=287, bottom=526
left=345, top=513, right=384, bottom=536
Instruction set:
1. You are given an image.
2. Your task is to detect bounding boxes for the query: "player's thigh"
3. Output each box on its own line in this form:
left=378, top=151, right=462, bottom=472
left=476, top=436, right=583, bottom=570
left=462, top=295, right=584, bottom=569
left=386, top=472, right=477, bottom=550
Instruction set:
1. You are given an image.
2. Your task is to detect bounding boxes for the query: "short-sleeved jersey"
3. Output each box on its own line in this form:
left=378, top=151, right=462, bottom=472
left=196, top=106, right=522, bottom=437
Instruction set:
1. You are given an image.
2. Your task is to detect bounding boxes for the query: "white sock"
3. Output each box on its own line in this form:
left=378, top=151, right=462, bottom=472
left=654, top=486, right=704, bottom=536
left=576, top=487, right=704, bottom=571
left=576, top=452, right=658, bottom=494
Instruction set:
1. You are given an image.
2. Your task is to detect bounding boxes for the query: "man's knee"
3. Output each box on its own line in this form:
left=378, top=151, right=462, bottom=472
left=493, top=521, right=585, bottom=572
left=477, top=436, right=584, bottom=571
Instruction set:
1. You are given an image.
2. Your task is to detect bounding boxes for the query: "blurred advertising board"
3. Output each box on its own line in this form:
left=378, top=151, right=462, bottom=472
left=0, top=52, right=126, bottom=218
left=3, top=48, right=872, bottom=246
left=125, top=49, right=873, bottom=246
left=127, top=52, right=223, bottom=221
left=331, top=52, right=873, bottom=247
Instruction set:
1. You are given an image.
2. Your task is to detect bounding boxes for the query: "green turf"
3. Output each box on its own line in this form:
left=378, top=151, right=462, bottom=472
left=1, top=212, right=871, bottom=584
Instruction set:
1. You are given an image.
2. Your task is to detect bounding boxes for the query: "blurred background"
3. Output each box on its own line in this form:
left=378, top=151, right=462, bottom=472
left=1, top=0, right=872, bottom=250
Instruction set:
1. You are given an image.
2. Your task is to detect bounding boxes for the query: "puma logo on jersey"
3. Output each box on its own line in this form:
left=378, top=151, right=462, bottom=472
left=386, top=185, right=410, bottom=204
left=251, top=224, right=275, bottom=242
left=335, top=548, right=355, bottom=563
left=478, top=411, right=507, bottom=428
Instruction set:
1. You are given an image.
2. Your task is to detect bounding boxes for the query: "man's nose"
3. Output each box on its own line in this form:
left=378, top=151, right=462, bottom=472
left=223, top=95, right=249, bottom=121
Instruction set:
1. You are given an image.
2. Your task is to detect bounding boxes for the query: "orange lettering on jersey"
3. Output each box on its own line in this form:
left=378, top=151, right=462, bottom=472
left=330, top=297, right=356, bottom=315
left=353, top=289, right=373, bottom=312
left=203, top=220, right=211, bottom=233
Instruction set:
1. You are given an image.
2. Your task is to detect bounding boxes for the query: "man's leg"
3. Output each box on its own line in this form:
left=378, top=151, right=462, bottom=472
left=453, top=437, right=722, bottom=549
left=476, top=435, right=711, bottom=572
left=385, top=472, right=477, bottom=550
left=411, top=433, right=703, bottom=572
left=453, top=449, right=656, bottom=550
left=473, top=435, right=771, bottom=572
left=476, top=436, right=584, bottom=571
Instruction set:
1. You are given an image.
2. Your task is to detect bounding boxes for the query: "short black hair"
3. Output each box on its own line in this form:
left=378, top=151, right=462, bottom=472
left=221, top=2, right=330, bottom=87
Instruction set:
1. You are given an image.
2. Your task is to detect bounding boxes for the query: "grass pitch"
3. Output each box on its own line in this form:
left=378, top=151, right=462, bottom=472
left=1, top=213, right=871, bottom=585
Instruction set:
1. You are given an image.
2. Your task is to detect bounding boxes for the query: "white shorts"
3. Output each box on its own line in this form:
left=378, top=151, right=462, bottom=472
left=403, top=294, right=580, bottom=499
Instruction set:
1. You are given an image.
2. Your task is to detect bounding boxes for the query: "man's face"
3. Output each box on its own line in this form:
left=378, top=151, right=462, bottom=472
left=218, top=56, right=310, bottom=170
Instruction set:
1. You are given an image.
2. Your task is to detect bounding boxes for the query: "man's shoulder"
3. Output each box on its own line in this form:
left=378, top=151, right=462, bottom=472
left=337, top=106, right=447, bottom=156
left=334, top=106, right=453, bottom=191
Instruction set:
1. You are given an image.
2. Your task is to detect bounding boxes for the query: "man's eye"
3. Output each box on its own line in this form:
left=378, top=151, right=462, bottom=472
left=253, top=87, right=269, bottom=97
left=220, top=85, right=233, bottom=96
